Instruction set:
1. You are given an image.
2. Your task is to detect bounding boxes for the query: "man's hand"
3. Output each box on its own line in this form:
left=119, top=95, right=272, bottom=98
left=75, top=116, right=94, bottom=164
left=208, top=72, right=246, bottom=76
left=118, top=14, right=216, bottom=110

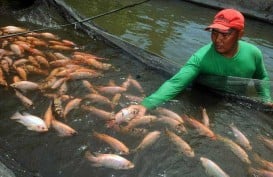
left=264, top=102, right=273, bottom=108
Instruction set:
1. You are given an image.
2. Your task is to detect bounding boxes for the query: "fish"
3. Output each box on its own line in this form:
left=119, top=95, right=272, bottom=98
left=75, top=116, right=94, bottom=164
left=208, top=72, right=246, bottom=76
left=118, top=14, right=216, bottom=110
left=97, top=86, right=126, bottom=96
left=132, top=130, right=161, bottom=152
left=10, top=111, right=48, bottom=132
left=1, top=59, right=10, bottom=74
left=200, top=157, right=230, bottom=177
left=63, top=98, right=82, bottom=118
left=10, top=44, right=24, bottom=56
left=14, top=89, right=33, bottom=107
left=40, top=32, right=59, bottom=40
left=43, top=101, right=54, bottom=128
left=200, top=107, right=210, bottom=127
left=155, top=107, right=184, bottom=123
left=253, top=153, right=273, bottom=171
left=125, top=115, right=157, bottom=129
left=128, top=78, right=144, bottom=94
left=93, top=132, right=129, bottom=155
left=182, top=114, right=216, bottom=140
left=112, top=125, right=149, bottom=138
left=257, top=135, right=273, bottom=151
left=53, top=96, right=64, bottom=119
left=10, top=80, right=40, bottom=93
left=15, top=66, right=27, bottom=80
left=51, top=119, right=77, bottom=137
left=50, top=77, right=68, bottom=90
left=1, top=26, right=27, bottom=33
left=81, top=105, right=114, bottom=121
left=72, top=54, right=111, bottom=70
left=84, top=151, right=134, bottom=170
left=58, top=80, right=68, bottom=95
left=35, top=56, right=50, bottom=68
left=23, top=65, right=48, bottom=75
left=0, top=68, right=8, bottom=87
left=83, top=93, right=113, bottom=109
left=49, top=45, right=74, bottom=51
left=156, top=116, right=187, bottom=134
left=67, top=71, right=103, bottom=80
left=229, top=123, right=252, bottom=150
left=73, top=51, right=106, bottom=60
left=217, top=135, right=251, bottom=164
left=166, top=129, right=194, bottom=157
left=27, top=55, right=41, bottom=68
left=248, top=167, right=273, bottom=177
left=81, top=80, right=98, bottom=94
left=122, top=93, right=144, bottom=104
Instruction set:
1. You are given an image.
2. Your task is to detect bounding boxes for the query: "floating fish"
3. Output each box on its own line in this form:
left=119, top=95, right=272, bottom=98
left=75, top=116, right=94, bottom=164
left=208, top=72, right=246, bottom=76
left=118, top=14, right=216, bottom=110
left=10, top=80, right=40, bottom=93
left=257, top=135, right=273, bottom=151
left=63, top=98, right=82, bottom=118
left=51, top=119, right=77, bottom=137
left=200, top=157, right=230, bottom=177
left=229, top=123, right=252, bottom=150
left=248, top=167, right=273, bottom=177
left=132, top=130, right=161, bottom=152
left=93, top=132, right=129, bottom=155
left=217, top=135, right=251, bottom=164
left=166, top=129, right=194, bottom=157
left=84, top=151, right=134, bottom=170
left=10, top=111, right=48, bottom=132
left=182, top=114, right=216, bottom=140
left=200, top=107, right=210, bottom=127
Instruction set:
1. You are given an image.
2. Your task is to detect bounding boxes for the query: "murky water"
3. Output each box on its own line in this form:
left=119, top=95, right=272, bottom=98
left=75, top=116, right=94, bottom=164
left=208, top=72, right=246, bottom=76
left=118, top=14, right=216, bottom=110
left=0, top=1, right=273, bottom=177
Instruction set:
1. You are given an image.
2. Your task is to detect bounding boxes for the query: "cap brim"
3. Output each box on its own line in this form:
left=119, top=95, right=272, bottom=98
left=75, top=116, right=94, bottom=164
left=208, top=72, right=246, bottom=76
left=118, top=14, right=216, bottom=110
left=205, top=23, right=231, bottom=33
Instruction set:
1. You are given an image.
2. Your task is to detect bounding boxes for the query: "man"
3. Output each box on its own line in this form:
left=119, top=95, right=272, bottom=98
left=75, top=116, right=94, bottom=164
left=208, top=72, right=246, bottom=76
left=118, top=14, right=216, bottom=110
left=128, top=8, right=272, bottom=115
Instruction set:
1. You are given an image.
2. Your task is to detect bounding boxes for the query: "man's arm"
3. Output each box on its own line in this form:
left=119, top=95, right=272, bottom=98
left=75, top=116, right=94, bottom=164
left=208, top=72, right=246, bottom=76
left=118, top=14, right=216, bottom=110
left=141, top=56, right=201, bottom=109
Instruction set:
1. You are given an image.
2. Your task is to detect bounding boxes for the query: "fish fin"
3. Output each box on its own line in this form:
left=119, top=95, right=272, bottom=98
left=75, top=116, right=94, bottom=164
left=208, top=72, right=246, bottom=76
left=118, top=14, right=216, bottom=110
left=10, top=111, right=22, bottom=120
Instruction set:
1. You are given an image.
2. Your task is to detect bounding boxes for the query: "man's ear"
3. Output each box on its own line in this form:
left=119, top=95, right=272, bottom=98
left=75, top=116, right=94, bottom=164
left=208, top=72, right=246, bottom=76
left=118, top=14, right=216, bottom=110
left=238, top=29, right=244, bottom=39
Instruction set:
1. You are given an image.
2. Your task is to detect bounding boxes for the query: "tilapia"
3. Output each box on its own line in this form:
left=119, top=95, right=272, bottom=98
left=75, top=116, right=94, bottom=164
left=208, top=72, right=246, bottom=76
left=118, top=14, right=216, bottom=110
left=84, top=151, right=134, bottom=170
left=217, top=135, right=251, bottom=164
left=93, top=132, right=129, bottom=155
left=51, top=119, right=77, bottom=137
left=200, top=107, right=210, bottom=127
left=182, top=114, right=216, bottom=140
left=248, top=167, right=273, bottom=177
left=63, top=98, right=82, bottom=118
left=257, top=135, right=273, bottom=151
left=200, top=157, right=230, bottom=177
left=133, top=130, right=161, bottom=152
left=10, top=80, right=40, bottom=93
left=229, top=123, right=252, bottom=150
left=10, top=111, right=48, bottom=132
left=166, top=129, right=194, bottom=157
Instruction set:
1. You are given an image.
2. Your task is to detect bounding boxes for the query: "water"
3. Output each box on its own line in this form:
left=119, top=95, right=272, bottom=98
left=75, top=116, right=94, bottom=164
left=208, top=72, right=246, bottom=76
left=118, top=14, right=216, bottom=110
left=0, top=1, right=272, bottom=177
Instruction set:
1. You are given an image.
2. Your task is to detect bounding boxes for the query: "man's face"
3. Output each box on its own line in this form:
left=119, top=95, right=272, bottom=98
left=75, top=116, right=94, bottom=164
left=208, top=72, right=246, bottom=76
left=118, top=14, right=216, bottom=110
left=211, top=28, right=243, bottom=58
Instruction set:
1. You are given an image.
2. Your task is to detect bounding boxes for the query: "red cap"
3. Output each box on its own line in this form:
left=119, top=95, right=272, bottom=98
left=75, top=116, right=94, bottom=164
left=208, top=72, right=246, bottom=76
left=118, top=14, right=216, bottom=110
left=206, top=9, right=244, bottom=32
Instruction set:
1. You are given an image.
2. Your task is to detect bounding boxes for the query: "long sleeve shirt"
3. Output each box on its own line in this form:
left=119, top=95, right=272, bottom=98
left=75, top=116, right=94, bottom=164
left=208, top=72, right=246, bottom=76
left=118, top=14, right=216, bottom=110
left=141, top=40, right=271, bottom=109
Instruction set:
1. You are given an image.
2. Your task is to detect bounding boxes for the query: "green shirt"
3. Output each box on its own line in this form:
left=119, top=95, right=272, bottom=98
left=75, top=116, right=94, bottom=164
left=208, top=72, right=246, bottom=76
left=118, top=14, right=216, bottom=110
left=141, top=40, right=271, bottom=109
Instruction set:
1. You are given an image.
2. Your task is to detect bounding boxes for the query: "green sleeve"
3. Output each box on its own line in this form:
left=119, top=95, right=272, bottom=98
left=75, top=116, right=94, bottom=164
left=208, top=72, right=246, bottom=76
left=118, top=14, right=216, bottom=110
left=141, top=55, right=201, bottom=109
left=253, top=49, right=272, bottom=102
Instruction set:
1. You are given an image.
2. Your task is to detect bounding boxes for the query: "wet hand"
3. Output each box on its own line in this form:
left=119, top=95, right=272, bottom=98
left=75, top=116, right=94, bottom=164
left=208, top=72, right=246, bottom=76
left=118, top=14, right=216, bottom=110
left=265, top=102, right=273, bottom=108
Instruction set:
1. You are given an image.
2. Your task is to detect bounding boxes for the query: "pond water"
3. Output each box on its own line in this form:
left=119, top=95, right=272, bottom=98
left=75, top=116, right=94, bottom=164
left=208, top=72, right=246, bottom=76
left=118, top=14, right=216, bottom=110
left=0, top=1, right=272, bottom=177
